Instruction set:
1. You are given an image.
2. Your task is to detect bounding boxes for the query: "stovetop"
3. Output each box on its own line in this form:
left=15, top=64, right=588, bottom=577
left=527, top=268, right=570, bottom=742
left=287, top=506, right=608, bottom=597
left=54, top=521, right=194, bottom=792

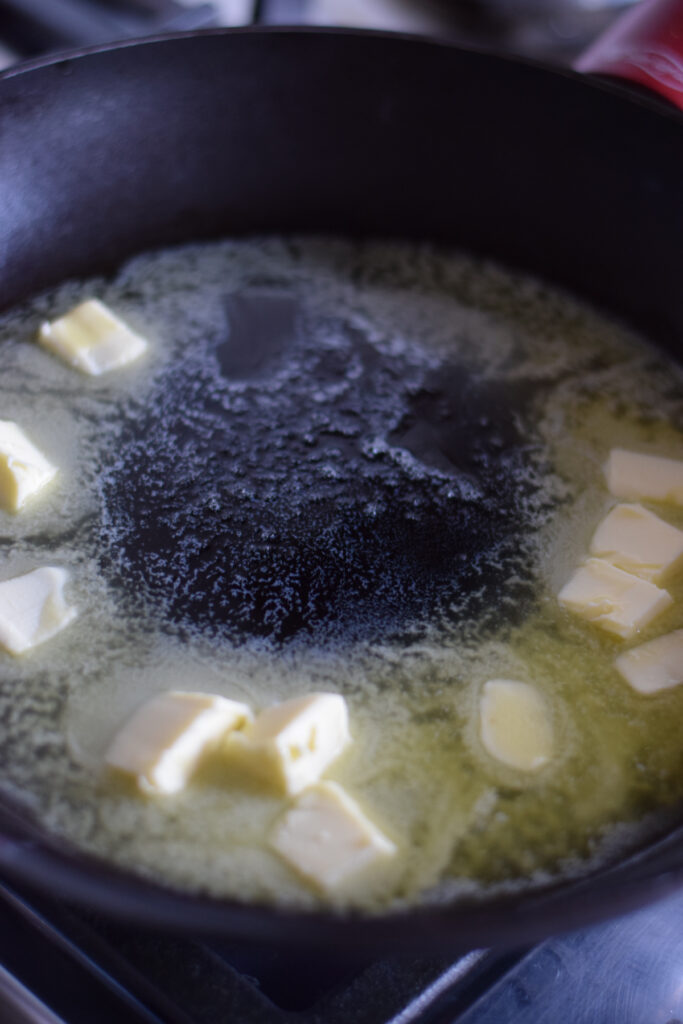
left=0, top=0, right=640, bottom=68
left=2, top=2, right=678, bottom=1023
left=2, top=876, right=683, bottom=1024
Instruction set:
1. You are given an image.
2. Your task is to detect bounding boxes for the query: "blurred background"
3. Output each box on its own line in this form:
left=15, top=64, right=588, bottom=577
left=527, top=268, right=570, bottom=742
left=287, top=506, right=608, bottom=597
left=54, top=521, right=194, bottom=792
left=0, top=0, right=639, bottom=71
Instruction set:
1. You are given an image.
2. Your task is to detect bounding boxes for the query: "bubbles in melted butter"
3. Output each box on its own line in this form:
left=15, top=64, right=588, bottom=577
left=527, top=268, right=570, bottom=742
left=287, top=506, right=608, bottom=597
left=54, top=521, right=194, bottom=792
left=0, top=237, right=682, bottom=912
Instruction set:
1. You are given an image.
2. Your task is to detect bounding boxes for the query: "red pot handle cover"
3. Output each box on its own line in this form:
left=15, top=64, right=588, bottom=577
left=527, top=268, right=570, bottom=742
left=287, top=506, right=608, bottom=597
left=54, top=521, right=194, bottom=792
left=574, top=0, right=683, bottom=111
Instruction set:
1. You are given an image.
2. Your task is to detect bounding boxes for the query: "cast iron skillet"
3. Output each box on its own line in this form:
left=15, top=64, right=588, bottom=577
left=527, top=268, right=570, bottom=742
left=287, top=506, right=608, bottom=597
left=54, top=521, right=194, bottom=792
left=0, top=12, right=683, bottom=953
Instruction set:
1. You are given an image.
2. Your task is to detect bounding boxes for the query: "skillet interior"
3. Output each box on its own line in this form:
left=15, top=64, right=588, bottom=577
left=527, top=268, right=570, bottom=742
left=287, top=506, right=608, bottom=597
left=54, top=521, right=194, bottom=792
left=1, top=28, right=683, bottom=951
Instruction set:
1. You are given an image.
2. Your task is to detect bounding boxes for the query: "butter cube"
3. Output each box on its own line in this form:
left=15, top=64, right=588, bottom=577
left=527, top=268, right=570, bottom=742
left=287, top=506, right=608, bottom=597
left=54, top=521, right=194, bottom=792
left=0, top=567, right=77, bottom=655
left=558, top=558, right=672, bottom=639
left=39, top=299, right=148, bottom=376
left=589, top=504, right=683, bottom=584
left=0, top=421, right=57, bottom=512
left=225, top=693, right=351, bottom=795
left=270, top=781, right=396, bottom=892
left=615, top=630, right=683, bottom=695
left=479, top=679, right=553, bottom=772
left=605, top=449, right=683, bottom=506
left=105, top=691, right=252, bottom=795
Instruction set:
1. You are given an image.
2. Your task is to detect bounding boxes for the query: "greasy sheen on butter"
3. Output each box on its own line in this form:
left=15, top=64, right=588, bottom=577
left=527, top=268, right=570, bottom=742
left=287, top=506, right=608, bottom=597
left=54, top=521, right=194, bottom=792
left=0, top=421, right=57, bottom=513
left=479, top=679, right=554, bottom=772
left=589, top=503, right=683, bottom=584
left=614, top=630, right=683, bottom=695
left=558, top=558, right=672, bottom=639
left=39, top=299, right=148, bottom=376
left=605, top=449, right=683, bottom=506
left=105, top=691, right=252, bottom=795
left=0, top=567, right=77, bottom=655
left=270, top=781, right=396, bottom=892
left=225, top=693, right=351, bottom=795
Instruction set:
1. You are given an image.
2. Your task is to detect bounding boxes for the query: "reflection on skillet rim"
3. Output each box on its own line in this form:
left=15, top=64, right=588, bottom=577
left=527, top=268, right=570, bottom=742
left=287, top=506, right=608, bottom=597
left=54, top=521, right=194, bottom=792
left=1, top=27, right=683, bottom=947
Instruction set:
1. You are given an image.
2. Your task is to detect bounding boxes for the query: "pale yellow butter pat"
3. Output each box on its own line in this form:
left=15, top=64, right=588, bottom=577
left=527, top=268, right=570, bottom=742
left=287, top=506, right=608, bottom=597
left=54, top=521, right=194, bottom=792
left=479, top=679, right=553, bottom=772
left=604, top=449, right=683, bottom=505
left=0, top=421, right=57, bottom=512
left=106, top=691, right=252, bottom=795
left=39, top=299, right=148, bottom=376
left=225, top=693, right=351, bottom=795
left=558, top=558, right=672, bottom=639
left=589, top=503, right=683, bottom=584
left=270, top=781, right=396, bottom=892
left=0, top=567, right=77, bottom=655
left=614, top=629, right=683, bottom=695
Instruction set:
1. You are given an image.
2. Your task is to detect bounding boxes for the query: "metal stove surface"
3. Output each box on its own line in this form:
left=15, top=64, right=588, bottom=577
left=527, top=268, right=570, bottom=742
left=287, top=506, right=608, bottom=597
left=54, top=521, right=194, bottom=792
left=2, top=878, right=683, bottom=1024
left=1, top=2, right=678, bottom=1023
left=0, top=0, right=639, bottom=67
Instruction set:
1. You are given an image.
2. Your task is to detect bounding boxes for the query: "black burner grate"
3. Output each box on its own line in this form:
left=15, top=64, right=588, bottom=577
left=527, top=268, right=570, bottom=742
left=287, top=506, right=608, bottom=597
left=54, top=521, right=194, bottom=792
left=0, top=880, right=523, bottom=1024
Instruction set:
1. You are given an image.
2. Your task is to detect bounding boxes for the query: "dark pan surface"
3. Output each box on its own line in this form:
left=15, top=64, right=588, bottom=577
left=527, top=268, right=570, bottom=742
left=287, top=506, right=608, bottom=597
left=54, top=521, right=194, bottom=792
left=1, top=29, right=683, bottom=951
left=1, top=29, right=682, bottom=348
left=101, top=289, right=537, bottom=644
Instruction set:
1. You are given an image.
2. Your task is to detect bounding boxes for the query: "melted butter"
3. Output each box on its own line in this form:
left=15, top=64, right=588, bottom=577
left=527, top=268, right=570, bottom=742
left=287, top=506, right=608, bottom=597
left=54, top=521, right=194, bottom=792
left=0, top=238, right=681, bottom=912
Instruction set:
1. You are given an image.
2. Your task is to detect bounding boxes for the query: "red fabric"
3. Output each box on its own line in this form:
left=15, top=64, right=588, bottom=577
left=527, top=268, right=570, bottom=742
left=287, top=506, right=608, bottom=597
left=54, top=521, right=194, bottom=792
left=574, top=0, right=683, bottom=111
